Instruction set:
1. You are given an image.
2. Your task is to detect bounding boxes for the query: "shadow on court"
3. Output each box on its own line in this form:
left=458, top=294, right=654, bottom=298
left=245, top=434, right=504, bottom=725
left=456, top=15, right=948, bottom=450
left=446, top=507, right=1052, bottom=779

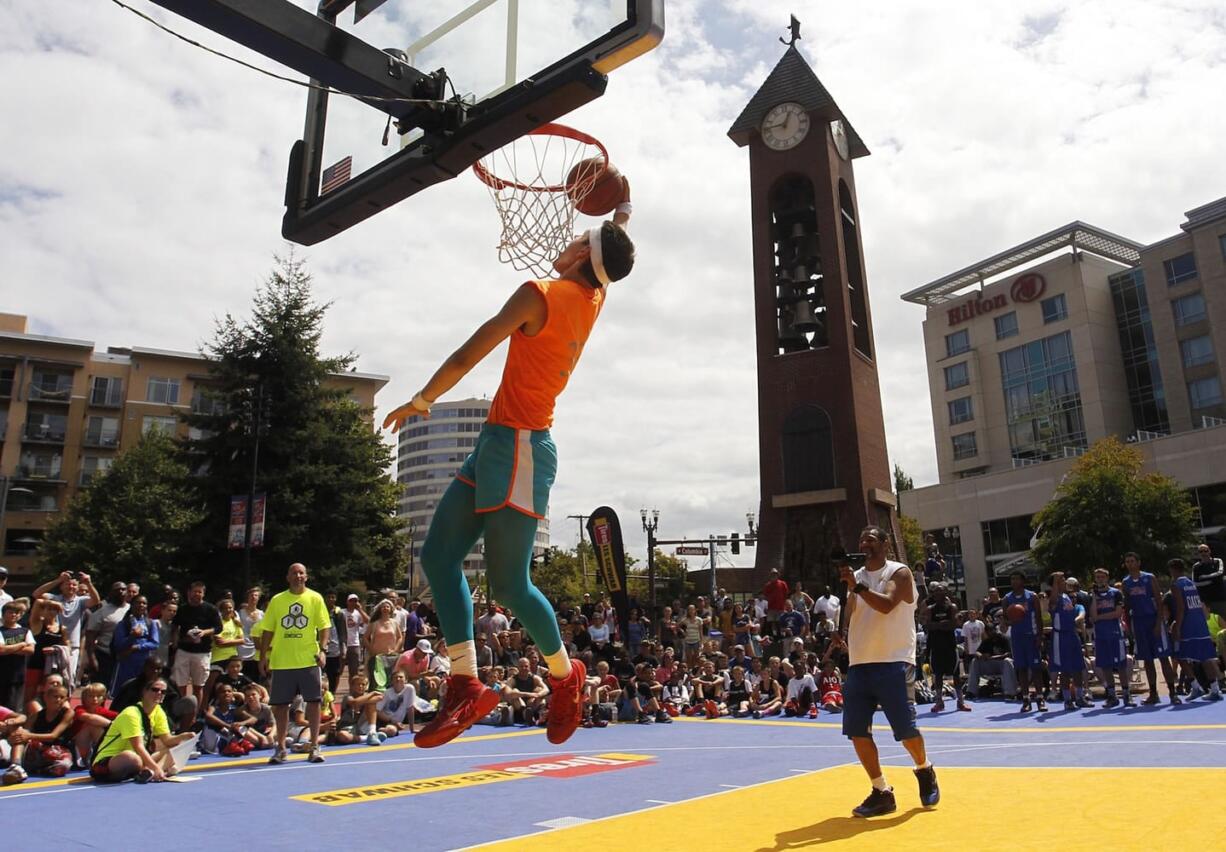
left=755, top=807, right=930, bottom=851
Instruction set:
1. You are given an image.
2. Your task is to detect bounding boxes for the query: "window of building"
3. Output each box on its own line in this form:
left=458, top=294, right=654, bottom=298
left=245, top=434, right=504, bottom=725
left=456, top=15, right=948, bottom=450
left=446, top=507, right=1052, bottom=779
left=30, top=370, right=72, bottom=402
left=146, top=377, right=180, bottom=405
left=994, top=312, right=1018, bottom=340
left=25, top=412, right=68, bottom=441
left=948, top=396, right=974, bottom=425
left=1189, top=482, right=1226, bottom=528
left=142, top=415, right=178, bottom=435
left=1181, top=335, right=1215, bottom=368
left=1187, top=377, right=1223, bottom=410
left=191, top=388, right=225, bottom=416
left=1219, top=234, right=1226, bottom=261
left=951, top=432, right=977, bottom=460
left=84, top=416, right=120, bottom=447
left=981, top=515, right=1036, bottom=558
left=0, top=366, right=13, bottom=398
left=1172, top=292, right=1207, bottom=327
left=782, top=405, right=836, bottom=492
left=80, top=456, right=115, bottom=485
left=18, top=451, right=63, bottom=480
left=90, top=376, right=123, bottom=407
left=944, top=362, right=969, bottom=390
left=1163, top=252, right=1198, bottom=286
left=1110, top=269, right=1170, bottom=433
left=998, top=330, right=1086, bottom=462
left=1040, top=293, right=1068, bottom=324
left=945, top=329, right=970, bottom=357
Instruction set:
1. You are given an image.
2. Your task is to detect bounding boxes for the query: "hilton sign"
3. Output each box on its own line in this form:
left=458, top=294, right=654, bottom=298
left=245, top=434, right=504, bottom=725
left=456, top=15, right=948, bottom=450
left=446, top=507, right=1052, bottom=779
left=947, top=273, right=1047, bottom=327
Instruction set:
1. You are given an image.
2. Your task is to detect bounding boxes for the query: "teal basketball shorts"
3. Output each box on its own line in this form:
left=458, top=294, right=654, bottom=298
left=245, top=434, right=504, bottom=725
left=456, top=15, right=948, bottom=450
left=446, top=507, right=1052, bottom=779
left=456, top=424, right=557, bottom=519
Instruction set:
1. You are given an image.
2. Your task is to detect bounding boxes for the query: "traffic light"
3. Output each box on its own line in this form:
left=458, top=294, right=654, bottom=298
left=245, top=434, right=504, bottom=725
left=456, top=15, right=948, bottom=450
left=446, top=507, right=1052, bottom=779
left=731, top=532, right=740, bottom=554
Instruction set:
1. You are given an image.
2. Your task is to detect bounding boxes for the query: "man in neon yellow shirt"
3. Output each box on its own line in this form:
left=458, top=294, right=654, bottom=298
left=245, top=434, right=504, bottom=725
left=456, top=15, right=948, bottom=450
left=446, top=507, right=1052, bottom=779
left=258, top=563, right=330, bottom=765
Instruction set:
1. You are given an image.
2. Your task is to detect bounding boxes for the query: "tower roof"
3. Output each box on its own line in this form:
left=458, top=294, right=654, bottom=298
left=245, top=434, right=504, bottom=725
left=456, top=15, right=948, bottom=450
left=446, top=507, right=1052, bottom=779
left=727, top=45, right=869, bottom=157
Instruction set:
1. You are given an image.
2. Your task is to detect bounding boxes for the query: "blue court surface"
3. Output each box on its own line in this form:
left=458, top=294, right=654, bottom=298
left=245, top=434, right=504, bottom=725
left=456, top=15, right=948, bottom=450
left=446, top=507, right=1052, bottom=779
left=5, top=699, right=1224, bottom=850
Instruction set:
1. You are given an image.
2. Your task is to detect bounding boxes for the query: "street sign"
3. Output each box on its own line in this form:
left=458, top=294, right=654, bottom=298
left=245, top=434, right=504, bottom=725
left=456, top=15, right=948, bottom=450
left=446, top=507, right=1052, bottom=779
left=675, top=546, right=708, bottom=555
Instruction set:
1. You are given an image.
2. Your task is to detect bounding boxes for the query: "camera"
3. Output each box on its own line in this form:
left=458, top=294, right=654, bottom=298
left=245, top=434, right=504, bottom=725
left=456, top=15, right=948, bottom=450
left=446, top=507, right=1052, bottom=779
left=841, top=552, right=867, bottom=569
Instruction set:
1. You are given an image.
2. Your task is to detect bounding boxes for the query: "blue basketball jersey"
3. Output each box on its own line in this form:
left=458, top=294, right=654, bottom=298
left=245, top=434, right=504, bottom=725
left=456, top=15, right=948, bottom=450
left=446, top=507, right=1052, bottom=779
left=1092, top=587, right=1124, bottom=640
left=1050, top=593, right=1079, bottom=633
left=1004, top=589, right=1037, bottom=636
left=1174, top=576, right=1211, bottom=640
left=1122, top=572, right=1158, bottom=619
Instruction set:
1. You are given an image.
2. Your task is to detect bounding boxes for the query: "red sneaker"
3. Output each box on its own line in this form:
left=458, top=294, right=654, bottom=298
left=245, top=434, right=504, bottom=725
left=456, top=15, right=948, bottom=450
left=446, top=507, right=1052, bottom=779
left=546, top=658, right=586, bottom=745
left=807, top=705, right=818, bottom=719
left=413, top=675, right=500, bottom=749
left=704, top=699, right=720, bottom=719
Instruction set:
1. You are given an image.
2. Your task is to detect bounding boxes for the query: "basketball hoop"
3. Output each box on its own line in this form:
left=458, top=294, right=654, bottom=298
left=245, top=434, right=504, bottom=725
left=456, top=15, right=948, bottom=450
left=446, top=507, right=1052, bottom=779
left=472, top=123, right=609, bottom=278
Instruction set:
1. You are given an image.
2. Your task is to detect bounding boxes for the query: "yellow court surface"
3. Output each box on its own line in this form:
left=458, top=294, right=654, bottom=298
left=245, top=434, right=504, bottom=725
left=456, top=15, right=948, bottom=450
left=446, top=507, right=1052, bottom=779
left=483, top=764, right=1226, bottom=851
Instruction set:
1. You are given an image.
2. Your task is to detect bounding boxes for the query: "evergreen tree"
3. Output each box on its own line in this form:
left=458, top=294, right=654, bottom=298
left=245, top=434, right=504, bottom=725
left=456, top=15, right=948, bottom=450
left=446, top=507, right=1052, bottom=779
left=182, top=254, right=405, bottom=592
left=39, top=431, right=205, bottom=588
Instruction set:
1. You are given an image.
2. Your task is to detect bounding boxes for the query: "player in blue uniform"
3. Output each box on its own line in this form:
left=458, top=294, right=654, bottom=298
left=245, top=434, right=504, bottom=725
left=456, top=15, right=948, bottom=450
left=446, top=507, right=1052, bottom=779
left=1003, top=571, right=1046, bottom=712
left=1047, top=572, right=1090, bottom=710
left=1167, top=558, right=1223, bottom=701
left=1122, top=552, right=1180, bottom=705
left=1089, top=568, right=1131, bottom=707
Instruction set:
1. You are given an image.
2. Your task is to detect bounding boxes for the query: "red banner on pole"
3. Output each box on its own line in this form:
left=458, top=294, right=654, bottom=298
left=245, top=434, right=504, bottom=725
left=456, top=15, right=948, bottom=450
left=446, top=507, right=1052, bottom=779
left=251, top=493, right=266, bottom=548
left=228, top=496, right=248, bottom=549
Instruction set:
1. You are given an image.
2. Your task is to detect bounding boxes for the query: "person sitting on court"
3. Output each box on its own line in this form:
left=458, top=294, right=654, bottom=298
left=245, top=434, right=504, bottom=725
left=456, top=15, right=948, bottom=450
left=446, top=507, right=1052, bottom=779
left=90, top=676, right=195, bottom=783
left=238, top=684, right=274, bottom=749
left=505, top=658, right=549, bottom=725
left=201, top=682, right=251, bottom=755
left=376, top=670, right=417, bottom=735
left=334, top=673, right=392, bottom=746
left=629, top=663, right=669, bottom=724
left=818, top=658, right=844, bottom=713
left=395, top=639, right=440, bottom=699
left=0, top=704, right=26, bottom=780
left=68, top=682, right=117, bottom=769
left=965, top=621, right=1017, bottom=699
left=749, top=665, right=783, bottom=718
left=782, top=659, right=819, bottom=718
left=724, top=665, right=753, bottom=718
left=5, top=682, right=74, bottom=783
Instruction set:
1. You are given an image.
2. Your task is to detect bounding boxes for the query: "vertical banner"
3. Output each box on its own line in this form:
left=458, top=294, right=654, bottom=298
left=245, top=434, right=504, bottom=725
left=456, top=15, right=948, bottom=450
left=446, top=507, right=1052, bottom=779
left=586, top=506, right=631, bottom=644
left=251, top=493, right=266, bottom=548
left=228, top=496, right=248, bottom=549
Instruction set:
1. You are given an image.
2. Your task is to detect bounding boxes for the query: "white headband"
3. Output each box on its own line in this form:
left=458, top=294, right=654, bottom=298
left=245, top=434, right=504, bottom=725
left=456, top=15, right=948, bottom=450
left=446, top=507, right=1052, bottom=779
left=587, top=226, right=611, bottom=286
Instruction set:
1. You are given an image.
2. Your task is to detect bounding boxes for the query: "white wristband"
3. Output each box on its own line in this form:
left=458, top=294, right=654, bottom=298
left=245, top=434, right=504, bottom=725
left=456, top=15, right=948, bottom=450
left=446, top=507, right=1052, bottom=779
left=615, top=201, right=633, bottom=216
left=411, top=392, right=432, bottom=413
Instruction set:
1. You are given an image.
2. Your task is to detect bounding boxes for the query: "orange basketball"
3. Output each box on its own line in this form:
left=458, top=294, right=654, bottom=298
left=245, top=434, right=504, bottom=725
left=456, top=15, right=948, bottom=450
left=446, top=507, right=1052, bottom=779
left=1006, top=603, right=1027, bottom=624
left=566, top=157, right=623, bottom=216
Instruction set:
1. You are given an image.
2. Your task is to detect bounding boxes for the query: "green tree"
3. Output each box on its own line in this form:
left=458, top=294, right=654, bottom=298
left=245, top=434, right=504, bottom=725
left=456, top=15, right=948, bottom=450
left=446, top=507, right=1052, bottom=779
left=1031, top=437, right=1198, bottom=580
left=39, top=431, right=206, bottom=588
left=893, top=463, right=914, bottom=496
left=182, top=254, right=405, bottom=592
left=897, top=514, right=925, bottom=566
left=528, top=546, right=588, bottom=607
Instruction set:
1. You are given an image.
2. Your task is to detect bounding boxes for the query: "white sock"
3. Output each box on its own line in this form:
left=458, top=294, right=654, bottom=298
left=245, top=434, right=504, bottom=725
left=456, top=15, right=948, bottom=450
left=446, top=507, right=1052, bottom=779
left=915, top=761, right=931, bottom=771
left=544, top=648, right=572, bottom=680
left=871, top=775, right=889, bottom=791
left=448, top=640, right=477, bottom=678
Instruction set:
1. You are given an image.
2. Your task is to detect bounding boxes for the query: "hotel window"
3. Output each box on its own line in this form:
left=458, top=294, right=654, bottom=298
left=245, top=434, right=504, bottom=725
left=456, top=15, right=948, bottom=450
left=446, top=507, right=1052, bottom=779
left=1163, top=252, right=1197, bottom=286
left=994, top=312, right=1018, bottom=340
left=944, top=362, right=969, bottom=390
left=1041, top=293, right=1068, bottom=324
left=146, top=377, right=180, bottom=404
left=1172, top=292, right=1206, bottom=327
left=1180, top=335, right=1215, bottom=368
left=948, top=397, right=974, bottom=425
left=142, top=415, right=178, bottom=435
left=945, top=329, right=970, bottom=357
left=1188, top=377, right=1223, bottom=410
left=998, top=330, right=1085, bottom=462
left=951, top=432, right=977, bottom=460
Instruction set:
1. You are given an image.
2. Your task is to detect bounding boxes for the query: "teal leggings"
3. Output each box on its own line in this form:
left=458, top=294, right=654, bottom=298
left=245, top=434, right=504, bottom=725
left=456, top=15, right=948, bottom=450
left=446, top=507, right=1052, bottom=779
left=419, top=477, right=563, bottom=656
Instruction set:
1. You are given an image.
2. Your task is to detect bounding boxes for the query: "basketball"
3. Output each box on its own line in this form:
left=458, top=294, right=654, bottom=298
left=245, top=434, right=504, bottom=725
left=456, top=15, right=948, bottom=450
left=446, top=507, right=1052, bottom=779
left=566, top=157, right=624, bottom=216
left=1006, top=603, right=1027, bottom=624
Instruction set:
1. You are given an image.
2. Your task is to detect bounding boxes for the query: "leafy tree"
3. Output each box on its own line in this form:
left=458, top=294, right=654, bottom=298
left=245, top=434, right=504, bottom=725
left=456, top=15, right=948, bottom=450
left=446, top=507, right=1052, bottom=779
left=527, top=546, right=588, bottom=607
left=897, top=514, right=925, bottom=566
left=181, top=254, right=405, bottom=593
left=893, top=463, right=914, bottom=495
left=38, top=431, right=206, bottom=589
left=1031, top=437, right=1198, bottom=580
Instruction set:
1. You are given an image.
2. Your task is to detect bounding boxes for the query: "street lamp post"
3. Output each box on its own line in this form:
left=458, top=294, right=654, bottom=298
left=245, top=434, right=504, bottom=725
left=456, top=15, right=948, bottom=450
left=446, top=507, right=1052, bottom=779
left=406, top=518, right=417, bottom=597
left=241, top=382, right=266, bottom=593
left=641, top=508, right=659, bottom=616
left=942, top=525, right=963, bottom=604
left=567, top=514, right=591, bottom=590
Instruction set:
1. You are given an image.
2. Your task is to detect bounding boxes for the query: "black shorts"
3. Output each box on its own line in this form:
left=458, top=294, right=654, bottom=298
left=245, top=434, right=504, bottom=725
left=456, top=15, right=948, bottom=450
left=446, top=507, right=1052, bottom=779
left=269, top=666, right=322, bottom=706
left=842, top=662, right=920, bottom=742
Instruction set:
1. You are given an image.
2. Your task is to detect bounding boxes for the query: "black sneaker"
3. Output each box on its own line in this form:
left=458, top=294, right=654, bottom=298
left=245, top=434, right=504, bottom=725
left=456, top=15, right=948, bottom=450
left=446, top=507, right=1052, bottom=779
left=1036, top=699, right=1048, bottom=712
left=655, top=711, right=673, bottom=724
left=914, top=765, right=940, bottom=807
left=1020, top=699, right=1032, bottom=713
left=852, top=787, right=896, bottom=818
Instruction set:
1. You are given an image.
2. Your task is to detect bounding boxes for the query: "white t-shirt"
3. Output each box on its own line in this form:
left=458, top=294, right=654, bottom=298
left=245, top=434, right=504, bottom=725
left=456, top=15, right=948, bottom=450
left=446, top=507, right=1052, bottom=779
left=786, top=673, right=818, bottom=701
left=962, top=619, right=985, bottom=656
left=588, top=623, right=611, bottom=643
left=87, top=601, right=129, bottom=652
left=0, top=591, right=12, bottom=610
left=49, top=594, right=90, bottom=647
left=393, top=607, right=409, bottom=635
left=378, top=684, right=417, bottom=724
left=344, top=609, right=364, bottom=647
left=477, top=612, right=510, bottom=637
left=847, top=561, right=917, bottom=667
left=238, top=607, right=263, bottom=661
left=813, top=595, right=841, bottom=625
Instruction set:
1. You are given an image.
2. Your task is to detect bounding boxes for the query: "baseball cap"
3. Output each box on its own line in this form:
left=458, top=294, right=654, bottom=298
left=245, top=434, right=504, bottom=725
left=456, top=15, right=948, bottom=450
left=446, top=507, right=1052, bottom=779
left=416, top=639, right=432, bottom=653
left=347, top=594, right=359, bottom=602
left=0, top=566, right=8, bottom=577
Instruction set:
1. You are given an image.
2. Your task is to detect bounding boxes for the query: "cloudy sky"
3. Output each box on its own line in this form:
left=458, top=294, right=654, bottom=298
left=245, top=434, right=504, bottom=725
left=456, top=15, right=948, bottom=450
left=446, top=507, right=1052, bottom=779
left=4, top=0, right=1225, bottom=564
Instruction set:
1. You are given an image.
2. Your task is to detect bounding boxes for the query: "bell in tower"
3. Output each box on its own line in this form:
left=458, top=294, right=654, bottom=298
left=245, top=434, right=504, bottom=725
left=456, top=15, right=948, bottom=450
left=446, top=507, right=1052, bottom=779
left=728, top=20, right=901, bottom=589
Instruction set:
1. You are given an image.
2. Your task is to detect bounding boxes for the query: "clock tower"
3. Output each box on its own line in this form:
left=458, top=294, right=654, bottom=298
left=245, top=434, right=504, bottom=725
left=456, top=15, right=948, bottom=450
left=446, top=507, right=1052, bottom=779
left=728, top=37, right=900, bottom=587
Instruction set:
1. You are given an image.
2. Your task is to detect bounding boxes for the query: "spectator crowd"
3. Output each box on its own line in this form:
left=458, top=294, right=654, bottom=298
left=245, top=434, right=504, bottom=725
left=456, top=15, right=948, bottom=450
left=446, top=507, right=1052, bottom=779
left=1, top=540, right=1224, bottom=786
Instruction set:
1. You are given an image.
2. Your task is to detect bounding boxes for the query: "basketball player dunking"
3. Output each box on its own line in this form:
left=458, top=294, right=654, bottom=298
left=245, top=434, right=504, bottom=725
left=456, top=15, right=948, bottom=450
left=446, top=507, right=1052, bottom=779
left=383, top=194, right=634, bottom=749
left=839, top=526, right=939, bottom=817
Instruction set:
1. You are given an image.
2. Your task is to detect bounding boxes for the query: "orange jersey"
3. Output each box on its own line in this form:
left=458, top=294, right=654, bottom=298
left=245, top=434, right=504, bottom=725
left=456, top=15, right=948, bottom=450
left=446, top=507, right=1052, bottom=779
left=487, top=278, right=604, bottom=430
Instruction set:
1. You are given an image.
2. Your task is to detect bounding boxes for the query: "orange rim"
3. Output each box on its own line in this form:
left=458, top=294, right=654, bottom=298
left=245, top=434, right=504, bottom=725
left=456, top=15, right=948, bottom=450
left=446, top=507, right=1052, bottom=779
left=472, top=123, right=609, bottom=193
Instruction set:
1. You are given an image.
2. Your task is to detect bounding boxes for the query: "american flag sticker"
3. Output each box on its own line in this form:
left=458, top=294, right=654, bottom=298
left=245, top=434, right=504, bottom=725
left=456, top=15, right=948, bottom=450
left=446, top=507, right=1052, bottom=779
left=320, top=155, right=352, bottom=194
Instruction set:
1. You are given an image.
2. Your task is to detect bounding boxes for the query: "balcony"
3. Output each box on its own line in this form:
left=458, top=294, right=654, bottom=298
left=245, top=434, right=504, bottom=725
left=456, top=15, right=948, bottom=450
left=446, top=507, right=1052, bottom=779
left=89, top=386, right=124, bottom=408
left=28, top=383, right=73, bottom=404
left=0, top=376, right=12, bottom=399
left=6, top=493, right=60, bottom=512
left=23, top=424, right=67, bottom=444
left=16, top=463, right=65, bottom=483
left=83, top=431, right=121, bottom=449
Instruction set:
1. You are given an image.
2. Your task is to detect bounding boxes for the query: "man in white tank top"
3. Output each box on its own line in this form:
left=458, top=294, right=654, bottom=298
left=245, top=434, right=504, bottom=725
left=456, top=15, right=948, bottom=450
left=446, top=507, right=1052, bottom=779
left=840, top=525, right=939, bottom=817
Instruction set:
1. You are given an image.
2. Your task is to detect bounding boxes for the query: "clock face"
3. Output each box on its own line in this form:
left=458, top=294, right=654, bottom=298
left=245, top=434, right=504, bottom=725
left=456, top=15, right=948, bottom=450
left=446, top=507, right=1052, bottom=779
left=760, top=102, right=810, bottom=151
left=830, top=119, right=850, bottom=160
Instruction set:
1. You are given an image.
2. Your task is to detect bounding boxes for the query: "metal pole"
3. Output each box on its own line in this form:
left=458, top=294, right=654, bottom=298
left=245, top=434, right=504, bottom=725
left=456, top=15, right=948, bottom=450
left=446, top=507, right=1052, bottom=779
left=709, top=534, right=717, bottom=599
left=647, top=525, right=656, bottom=617
left=242, top=383, right=263, bottom=592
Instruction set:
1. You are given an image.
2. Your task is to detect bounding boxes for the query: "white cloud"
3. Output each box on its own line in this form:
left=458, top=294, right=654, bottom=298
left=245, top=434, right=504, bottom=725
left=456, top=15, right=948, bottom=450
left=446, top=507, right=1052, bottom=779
left=3, top=0, right=1224, bottom=562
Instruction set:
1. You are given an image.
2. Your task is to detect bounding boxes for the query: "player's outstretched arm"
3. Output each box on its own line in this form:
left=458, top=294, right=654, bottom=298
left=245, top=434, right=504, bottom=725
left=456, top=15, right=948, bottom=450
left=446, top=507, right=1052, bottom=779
left=612, top=176, right=631, bottom=229
left=382, top=283, right=547, bottom=432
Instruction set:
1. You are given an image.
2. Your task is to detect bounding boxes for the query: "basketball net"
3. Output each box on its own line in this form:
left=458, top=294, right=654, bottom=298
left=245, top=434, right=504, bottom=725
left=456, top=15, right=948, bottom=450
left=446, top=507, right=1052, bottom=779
left=473, top=124, right=608, bottom=278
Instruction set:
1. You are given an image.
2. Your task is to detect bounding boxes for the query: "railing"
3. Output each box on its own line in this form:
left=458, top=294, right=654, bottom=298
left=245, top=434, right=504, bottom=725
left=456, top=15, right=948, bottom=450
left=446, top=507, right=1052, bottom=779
left=29, top=383, right=72, bottom=403
left=1062, top=446, right=1087, bottom=458
left=6, top=495, right=59, bottom=512
left=1201, top=416, right=1226, bottom=429
left=1131, top=429, right=1169, bottom=443
left=83, top=431, right=120, bottom=448
left=1012, top=457, right=1043, bottom=469
left=89, top=385, right=124, bottom=407
left=23, top=424, right=67, bottom=443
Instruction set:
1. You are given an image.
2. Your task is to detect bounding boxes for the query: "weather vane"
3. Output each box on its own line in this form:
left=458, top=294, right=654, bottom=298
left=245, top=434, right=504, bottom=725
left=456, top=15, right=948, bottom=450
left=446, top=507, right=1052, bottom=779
left=780, top=14, right=801, bottom=47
